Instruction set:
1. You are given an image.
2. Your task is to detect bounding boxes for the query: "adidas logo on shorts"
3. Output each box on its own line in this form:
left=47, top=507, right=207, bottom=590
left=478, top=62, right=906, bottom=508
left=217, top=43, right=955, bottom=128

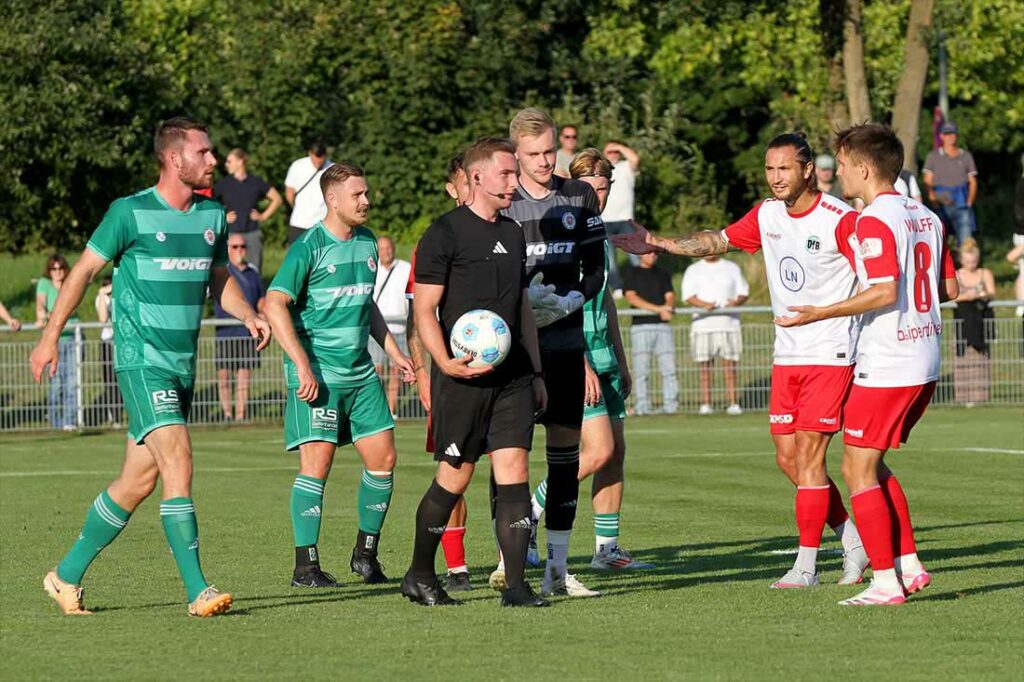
left=428, top=526, right=447, bottom=535
left=365, top=503, right=389, bottom=512
left=301, top=506, right=322, bottom=517
left=508, top=517, right=532, bottom=530
left=444, top=443, right=462, bottom=460
left=560, top=500, right=577, bottom=509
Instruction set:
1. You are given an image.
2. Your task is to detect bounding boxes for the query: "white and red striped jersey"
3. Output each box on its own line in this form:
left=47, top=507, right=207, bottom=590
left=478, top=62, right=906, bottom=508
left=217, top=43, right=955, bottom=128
left=852, top=192, right=955, bottom=388
left=723, top=193, right=860, bottom=366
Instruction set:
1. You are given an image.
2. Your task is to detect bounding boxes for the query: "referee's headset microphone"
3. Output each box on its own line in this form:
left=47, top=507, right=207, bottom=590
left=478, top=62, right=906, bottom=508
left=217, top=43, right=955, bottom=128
left=476, top=173, right=511, bottom=201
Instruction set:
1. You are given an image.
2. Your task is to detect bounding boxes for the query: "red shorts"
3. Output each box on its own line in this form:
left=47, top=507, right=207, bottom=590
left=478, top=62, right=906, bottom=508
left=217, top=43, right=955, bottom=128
left=842, top=381, right=936, bottom=451
left=425, top=413, right=435, bottom=453
left=769, top=365, right=854, bottom=435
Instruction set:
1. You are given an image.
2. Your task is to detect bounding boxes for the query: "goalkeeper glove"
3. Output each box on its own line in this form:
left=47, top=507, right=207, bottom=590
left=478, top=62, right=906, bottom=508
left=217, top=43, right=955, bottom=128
left=533, top=290, right=585, bottom=328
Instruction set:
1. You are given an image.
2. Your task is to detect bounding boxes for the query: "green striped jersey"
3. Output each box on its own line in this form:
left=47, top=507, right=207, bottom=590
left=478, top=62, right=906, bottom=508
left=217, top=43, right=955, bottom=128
left=269, top=223, right=378, bottom=388
left=583, top=241, right=618, bottom=373
left=86, top=187, right=228, bottom=376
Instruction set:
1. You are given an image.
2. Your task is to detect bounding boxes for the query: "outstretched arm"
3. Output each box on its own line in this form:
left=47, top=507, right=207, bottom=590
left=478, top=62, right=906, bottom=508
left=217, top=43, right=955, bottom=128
left=611, top=220, right=732, bottom=257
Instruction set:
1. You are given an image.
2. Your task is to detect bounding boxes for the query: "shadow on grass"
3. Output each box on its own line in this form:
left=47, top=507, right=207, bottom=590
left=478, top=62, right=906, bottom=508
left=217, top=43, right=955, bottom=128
left=914, top=580, right=1024, bottom=602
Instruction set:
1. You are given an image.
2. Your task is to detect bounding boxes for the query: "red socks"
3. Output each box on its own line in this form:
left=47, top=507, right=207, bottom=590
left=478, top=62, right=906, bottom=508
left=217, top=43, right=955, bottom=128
left=795, top=486, right=830, bottom=547
left=826, top=478, right=850, bottom=528
left=440, top=526, right=467, bottom=572
left=851, top=486, right=895, bottom=571
left=880, top=474, right=918, bottom=556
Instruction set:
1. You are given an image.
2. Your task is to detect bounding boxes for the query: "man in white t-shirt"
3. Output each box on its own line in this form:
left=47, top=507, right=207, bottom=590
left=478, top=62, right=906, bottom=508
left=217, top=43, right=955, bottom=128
left=612, top=132, right=870, bottom=589
left=778, top=124, right=958, bottom=607
left=601, top=141, right=640, bottom=288
left=284, top=141, right=333, bottom=243
left=681, top=254, right=749, bottom=415
left=370, top=235, right=412, bottom=416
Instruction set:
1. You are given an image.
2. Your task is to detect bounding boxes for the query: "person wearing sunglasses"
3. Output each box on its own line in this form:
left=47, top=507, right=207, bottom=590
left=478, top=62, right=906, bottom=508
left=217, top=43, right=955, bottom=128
left=35, top=254, right=80, bottom=431
left=554, top=125, right=579, bottom=179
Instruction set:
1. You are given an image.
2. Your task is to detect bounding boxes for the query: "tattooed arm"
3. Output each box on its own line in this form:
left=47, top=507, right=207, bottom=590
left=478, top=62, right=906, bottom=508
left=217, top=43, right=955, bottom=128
left=610, top=220, right=732, bottom=257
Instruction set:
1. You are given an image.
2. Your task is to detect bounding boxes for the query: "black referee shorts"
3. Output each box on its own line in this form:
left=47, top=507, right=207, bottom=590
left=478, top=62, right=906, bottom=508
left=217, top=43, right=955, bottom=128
left=538, top=349, right=585, bottom=429
left=431, top=370, right=535, bottom=466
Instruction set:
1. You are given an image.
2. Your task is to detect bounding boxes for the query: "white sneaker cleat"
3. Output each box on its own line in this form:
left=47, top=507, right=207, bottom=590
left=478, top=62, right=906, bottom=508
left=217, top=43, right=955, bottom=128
left=839, top=581, right=906, bottom=606
left=698, top=404, right=714, bottom=415
left=488, top=567, right=506, bottom=591
left=591, top=546, right=655, bottom=571
left=838, top=547, right=870, bottom=585
left=770, top=568, right=820, bottom=589
left=542, top=573, right=601, bottom=598
left=726, top=404, right=743, bottom=416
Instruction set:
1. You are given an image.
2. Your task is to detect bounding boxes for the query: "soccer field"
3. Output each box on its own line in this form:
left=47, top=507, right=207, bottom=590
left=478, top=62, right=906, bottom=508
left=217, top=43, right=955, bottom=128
left=1, top=408, right=1022, bottom=680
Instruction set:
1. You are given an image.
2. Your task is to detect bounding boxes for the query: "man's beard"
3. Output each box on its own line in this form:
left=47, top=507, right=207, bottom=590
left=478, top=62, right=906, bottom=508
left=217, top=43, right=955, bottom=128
left=180, top=162, right=212, bottom=189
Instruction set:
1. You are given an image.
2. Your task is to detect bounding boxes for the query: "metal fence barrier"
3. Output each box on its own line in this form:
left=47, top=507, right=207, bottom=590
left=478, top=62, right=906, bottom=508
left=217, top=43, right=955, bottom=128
left=1, top=303, right=1022, bottom=432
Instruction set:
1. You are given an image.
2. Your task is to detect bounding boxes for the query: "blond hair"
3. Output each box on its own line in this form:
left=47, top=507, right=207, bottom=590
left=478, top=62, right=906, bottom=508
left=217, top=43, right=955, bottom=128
left=960, top=237, right=980, bottom=258
left=509, top=107, right=556, bottom=143
left=569, top=148, right=613, bottom=180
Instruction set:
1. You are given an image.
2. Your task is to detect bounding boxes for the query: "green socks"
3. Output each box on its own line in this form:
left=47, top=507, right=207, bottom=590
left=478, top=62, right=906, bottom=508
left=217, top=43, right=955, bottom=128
left=357, top=470, right=393, bottom=535
left=160, top=498, right=208, bottom=602
left=291, top=475, right=325, bottom=547
left=595, top=512, right=620, bottom=553
left=57, top=490, right=131, bottom=585
left=532, top=478, right=548, bottom=519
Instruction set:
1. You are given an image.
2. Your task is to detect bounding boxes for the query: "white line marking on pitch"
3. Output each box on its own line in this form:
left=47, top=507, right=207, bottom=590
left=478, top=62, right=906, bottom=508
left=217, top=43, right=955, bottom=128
left=963, top=447, right=1024, bottom=455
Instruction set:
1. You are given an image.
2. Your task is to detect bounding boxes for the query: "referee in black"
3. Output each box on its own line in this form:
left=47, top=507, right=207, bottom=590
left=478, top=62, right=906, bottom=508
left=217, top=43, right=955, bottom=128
left=402, top=137, right=549, bottom=608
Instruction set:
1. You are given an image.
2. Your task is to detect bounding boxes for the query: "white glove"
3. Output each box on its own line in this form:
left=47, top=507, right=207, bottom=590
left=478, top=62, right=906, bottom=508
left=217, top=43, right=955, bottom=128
left=532, top=290, right=585, bottom=328
left=528, top=273, right=558, bottom=309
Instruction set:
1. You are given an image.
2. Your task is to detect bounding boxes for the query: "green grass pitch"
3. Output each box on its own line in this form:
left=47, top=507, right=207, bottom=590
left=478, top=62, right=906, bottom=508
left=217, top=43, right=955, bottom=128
left=2, top=407, right=1022, bottom=680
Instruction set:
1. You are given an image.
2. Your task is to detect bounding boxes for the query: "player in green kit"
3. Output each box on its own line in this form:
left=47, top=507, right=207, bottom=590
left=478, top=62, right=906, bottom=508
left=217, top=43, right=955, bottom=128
left=30, top=117, right=271, bottom=617
left=527, top=149, right=654, bottom=570
left=265, top=162, right=415, bottom=588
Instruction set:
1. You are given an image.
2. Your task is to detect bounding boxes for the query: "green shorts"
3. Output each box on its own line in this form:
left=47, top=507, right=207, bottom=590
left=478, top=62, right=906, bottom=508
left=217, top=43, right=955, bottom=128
left=116, top=368, right=195, bottom=443
left=285, top=379, right=394, bottom=451
left=583, top=370, right=628, bottom=422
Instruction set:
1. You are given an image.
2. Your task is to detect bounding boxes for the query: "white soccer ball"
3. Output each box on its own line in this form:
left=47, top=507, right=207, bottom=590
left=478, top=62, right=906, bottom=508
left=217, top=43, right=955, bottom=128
left=450, top=309, right=512, bottom=369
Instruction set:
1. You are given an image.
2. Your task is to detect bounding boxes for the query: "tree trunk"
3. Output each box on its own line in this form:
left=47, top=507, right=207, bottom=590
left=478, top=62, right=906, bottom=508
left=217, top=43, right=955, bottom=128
left=820, top=0, right=849, bottom=134
left=843, top=0, right=871, bottom=124
left=891, top=0, right=936, bottom=174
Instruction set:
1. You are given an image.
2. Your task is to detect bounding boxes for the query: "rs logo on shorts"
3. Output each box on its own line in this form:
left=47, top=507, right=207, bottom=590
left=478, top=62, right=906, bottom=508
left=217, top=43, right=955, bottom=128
left=311, top=407, right=339, bottom=430
left=769, top=413, right=794, bottom=424
left=151, top=389, right=180, bottom=415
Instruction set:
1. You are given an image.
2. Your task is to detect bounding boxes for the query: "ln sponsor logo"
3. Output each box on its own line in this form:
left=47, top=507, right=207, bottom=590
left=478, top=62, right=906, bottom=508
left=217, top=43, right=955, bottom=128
left=153, top=257, right=212, bottom=271
left=203, top=229, right=216, bottom=246
left=328, top=283, right=374, bottom=299
left=311, top=407, right=339, bottom=430
left=769, top=413, right=794, bottom=424
left=526, top=242, right=574, bottom=258
left=492, top=241, right=509, bottom=254
left=444, top=443, right=462, bottom=460
left=779, top=256, right=805, bottom=292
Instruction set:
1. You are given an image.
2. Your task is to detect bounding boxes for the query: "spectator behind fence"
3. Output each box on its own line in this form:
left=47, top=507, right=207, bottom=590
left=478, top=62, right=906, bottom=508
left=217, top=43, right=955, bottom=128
left=554, top=124, right=579, bottom=179
left=93, top=276, right=122, bottom=427
left=370, top=235, right=412, bottom=417
left=923, top=122, right=978, bottom=246
left=1011, top=151, right=1024, bottom=322
left=953, top=239, right=995, bottom=407
left=214, top=234, right=266, bottom=422
left=0, top=301, right=21, bottom=331
left=284, top=141, right=333, bottom=244
left=623, top=252, right=678, bottom=415
left=815, top=153, right=844, bottom=199
left=35, top=254, right=80, bottom=430
left=681, top=253, right=749, bottom=416
left=213, top=148, right=283, bottom=272
left=601, top=140, right=640, bottom=291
